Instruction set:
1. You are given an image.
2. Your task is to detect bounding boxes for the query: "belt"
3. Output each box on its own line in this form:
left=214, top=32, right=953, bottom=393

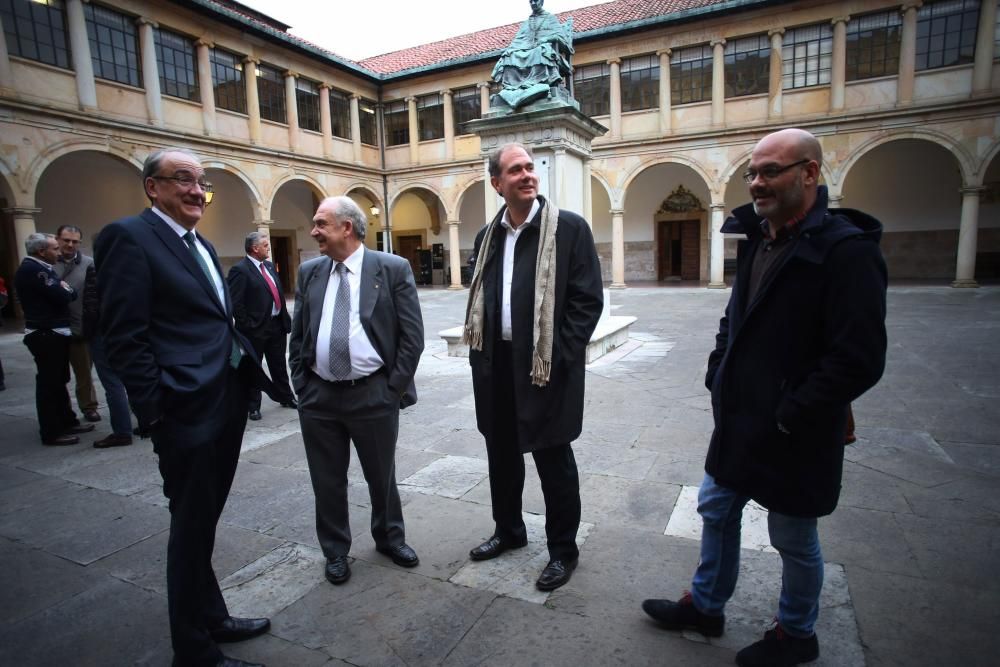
left=323, top=366, right=384, bottom=387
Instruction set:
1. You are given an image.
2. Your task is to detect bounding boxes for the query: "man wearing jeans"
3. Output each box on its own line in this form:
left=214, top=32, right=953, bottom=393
left=641, top=129, right=887, bottom=667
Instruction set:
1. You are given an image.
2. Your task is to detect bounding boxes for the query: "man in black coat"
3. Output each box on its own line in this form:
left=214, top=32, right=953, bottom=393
left=227, top=231, right=297, bottom=421
left=96, top=148, right=273, bottom=667
left=463, top=143, right=603, bottom=592
left=642, top=129, right=887, bottom=667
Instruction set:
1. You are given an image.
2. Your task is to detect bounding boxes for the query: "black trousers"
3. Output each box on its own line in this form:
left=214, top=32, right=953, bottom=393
left=152, top=367, right=250, bottom=667
left=23, top=330, right=75, bottom=441
left=246, top=318, right=294, bottom=411
left=486, top=341, right=581, bottom=562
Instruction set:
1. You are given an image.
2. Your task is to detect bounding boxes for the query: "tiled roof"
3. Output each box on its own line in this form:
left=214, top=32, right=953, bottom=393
left=358, top=0, right=730, bottom=75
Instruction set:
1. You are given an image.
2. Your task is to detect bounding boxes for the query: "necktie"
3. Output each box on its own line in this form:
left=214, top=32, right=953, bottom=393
left=328, top=262, right=352, bottom=380
left=260, top=263, right=282, bottom=312
left=183, top=232, right=242, bottom=369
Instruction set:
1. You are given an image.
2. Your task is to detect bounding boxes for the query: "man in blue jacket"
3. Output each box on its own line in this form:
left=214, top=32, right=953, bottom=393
left=642, top=129, right=887, bottom=667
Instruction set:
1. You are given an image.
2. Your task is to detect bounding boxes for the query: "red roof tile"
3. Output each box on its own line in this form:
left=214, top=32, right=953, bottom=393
left=359, top=0, right=729, bottom=74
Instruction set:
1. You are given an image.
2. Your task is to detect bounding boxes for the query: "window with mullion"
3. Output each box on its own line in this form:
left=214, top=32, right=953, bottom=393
left=358, top=98, right=378, bottom=145
left=384, top=99, right=408, bottom=146
left=296, top=78, right=320, bottom=132
left=154, top=27, right=198, bottom=101
left=256, top=63, right=285, bottom=123
left=329, top=88, right=351, bottom=139
left=573, top=62, right=610, bottom=117
left=670, top=45, right=713, bottom=104
left=417, top=93, right=444, bottom=141
left=846, top=11, right=902, bottom=81
left=916, top=0, right=980, bottom=70
left=83, top=3, right=140, bottom=87
left=453, top=86, right=480, bottom=134
left=209, top=47, right=246, bottom=113
left=725, top=35, right=770, bottom=97
left=621, top=54, right=659, bottom=111
left=1, top=0, right=71, bottom=69
left=781, top=23, right=832, bottom=89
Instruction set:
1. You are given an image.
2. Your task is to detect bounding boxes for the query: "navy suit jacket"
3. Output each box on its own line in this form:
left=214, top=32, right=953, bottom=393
left=227, top=257, right=292, bottom=337
left=95, top=208, right=273, bottom=442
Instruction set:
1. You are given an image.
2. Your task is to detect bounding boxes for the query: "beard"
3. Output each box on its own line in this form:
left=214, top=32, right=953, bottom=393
left=752, top=174, right=806, bottom=222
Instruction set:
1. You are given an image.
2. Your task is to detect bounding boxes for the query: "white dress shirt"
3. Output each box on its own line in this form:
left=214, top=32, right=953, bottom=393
left=152, top=207, right=226, bottom=308
left=247, top=255, right=280, bottom=317
left=313, top=245, right=384, bottom=381
left=500, top=197, right=540, bottom=341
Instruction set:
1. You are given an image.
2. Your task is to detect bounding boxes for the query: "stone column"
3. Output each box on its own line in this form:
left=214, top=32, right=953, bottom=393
left=447, top=221, right=463, bottom=289
left=608, top=58, right=622, bottom=139
left=196, top=39, right=216, bottom=135
left=350, top=94, right=362, bottom=163
left=137, top=18, right=163, bottom=126
left=711, top=39, right=726, bottom=125
left=610, top=208, right=626, bottom=288
left=66, top=0, right=96, bottom=110
left=708, top=204, right=726, bottom=288
left=972, top=0, right=998, bottom=94
left=0, top=15, right=13, bottom=93
left=443, top=89, right=455, bottom=160
left=407, top=96, right=419, bottom=163
left=552, top=147, right=566, bottom=206
left=827, top=194, right=843, bottom=208
left=830, top=17, right=849, bottom=111
left=8, top=207, right=41, bottom=262
left=897, top=3, right=922, bottom=106
left=583, top=159, right=593, bottom=227
left=256, top=219, right=273, bottom=239
left=382, top=211, right=393, bottom=254
left=284, top=71, right=299, bottom=152
left=657, top=49, right=671, bottom=134
left=478, top=82, right=491, bottom=114
left=953, top=187, right=985, bottom=287
left=767, top=29, right=784, bottom=118
left=243, top=57, right=261, bottom=144
left=319, top=84, right=333, bottom=157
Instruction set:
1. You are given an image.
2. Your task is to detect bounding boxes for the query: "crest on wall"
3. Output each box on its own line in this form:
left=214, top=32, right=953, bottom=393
left=657, top=185, right=704, bottom=213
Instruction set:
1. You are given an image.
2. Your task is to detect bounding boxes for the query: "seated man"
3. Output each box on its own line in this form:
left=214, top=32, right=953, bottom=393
left=492, top=0, right=574, bottom=110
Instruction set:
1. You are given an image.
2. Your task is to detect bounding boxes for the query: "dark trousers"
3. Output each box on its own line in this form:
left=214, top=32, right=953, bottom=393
left=298, top=370, right=405, bottom=558
left=23, top=330, right=75, bottom=441
left=152, top=368, right=249, bottom=666
left=486, top=341, right=581, bottom=562
left=246, top=318, right=294, bottom=411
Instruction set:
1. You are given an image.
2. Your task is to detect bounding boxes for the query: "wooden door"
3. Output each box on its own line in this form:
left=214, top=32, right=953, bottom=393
left=397, top=235, right=422, bottom=279
left=270, top=234, right=293, bottom=293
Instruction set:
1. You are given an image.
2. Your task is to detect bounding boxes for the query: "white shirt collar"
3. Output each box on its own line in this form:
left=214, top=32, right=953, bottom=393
left=27, top=256, right=53, bottom=270
left=247, top=255, right=264, bottom=269
left=501, top=198, right=540, bottom=231
left=332, top=244, right=365, bottom=275
left=151, top=206, right=195, bottom=239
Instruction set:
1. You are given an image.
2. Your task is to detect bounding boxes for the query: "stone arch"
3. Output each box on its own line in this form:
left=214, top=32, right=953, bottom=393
left=266, top=173, right=327, bottom=219
left=201, top=159, right=263, bottom=212
left=619, top=154, right=715, bottom=209
left=456, top=177, right=487, bottom=217
left=977, top=138, right=1000, bottom=184
left=718, top=144, right=837, bottom=204
left=26, top=139, right=143, bottom=205
left=343, top=182, right=384, bottom=211
left=388, top=181, right=446, bottom=214
left=836, top=129, right=975, bottom=189
left=589, top=169, right=614, bottom=206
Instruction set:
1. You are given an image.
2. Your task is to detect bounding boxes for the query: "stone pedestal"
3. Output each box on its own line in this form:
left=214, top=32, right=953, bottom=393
left=466, top=106, right=607, bottom=220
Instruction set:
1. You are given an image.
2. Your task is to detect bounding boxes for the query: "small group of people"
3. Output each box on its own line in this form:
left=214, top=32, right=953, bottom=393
left=9, top=124, right=886, bottom=667
left=13, top=225, right=132, bottom=447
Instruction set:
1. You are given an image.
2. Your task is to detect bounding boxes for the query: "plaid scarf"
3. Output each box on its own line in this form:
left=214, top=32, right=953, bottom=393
left=463, top=198, right=559, bottom=387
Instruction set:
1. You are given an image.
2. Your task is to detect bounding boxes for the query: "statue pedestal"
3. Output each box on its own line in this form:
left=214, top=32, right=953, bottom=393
left=467, top=106, right=607, bottom=221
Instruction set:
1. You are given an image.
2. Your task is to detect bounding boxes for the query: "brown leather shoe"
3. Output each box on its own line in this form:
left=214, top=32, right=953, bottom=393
left=42, top=435, right=79, bottom=446
left=93, top=433, right=133, bottom=448
left=84, top=409, right=102, bottom=422
left=65, top=422, right=95, bottom=434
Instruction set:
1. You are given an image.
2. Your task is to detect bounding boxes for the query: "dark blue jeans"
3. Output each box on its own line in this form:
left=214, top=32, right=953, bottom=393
left=90, top=335, right=133, bottom=436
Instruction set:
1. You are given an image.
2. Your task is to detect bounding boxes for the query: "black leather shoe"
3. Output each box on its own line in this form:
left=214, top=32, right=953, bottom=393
left=469, top=535, right=528, bottom=561
left=280, top=399, right=298, bottom=409
left=248, top=410, right=262, bottom=421
left=209, top=616, right=270, bottom=643
left=216, top=657, right=265, bottom=667
left=42, top=434, right=79, bottom=446
left=536, top=558, right=577, bottom=591
left=65, top=422, right=95, bottom=434
left=325, top=556, right=351, bottom=584
left=83, top=409, right=102, bottom=422
left=93, top=433, right=133, bottom=448
left=376, top=543, right=419, bottom=567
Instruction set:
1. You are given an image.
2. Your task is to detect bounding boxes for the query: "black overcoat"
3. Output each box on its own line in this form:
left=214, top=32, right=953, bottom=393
left=705, top=187, right=887, bottom=517
left=469, top=197, right=603, bottom=452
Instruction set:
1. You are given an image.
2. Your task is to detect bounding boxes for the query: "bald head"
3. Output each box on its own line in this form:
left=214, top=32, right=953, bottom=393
left=747, top=128, right=822, bottom=229
left=755, top=128, right=822, bottom=169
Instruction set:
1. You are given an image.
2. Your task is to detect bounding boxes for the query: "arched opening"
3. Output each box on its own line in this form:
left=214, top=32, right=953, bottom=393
left=199, top=167, right=262, bottom=278
left=345, top=186, right=384, bottom=252
left=0, top=174, right=19, bottom=320
left=271, top=179, right=324, bottom=291
left=978, top=152, right=1000, bottom=279
left=390, top=187, right=446, bottom=285
left=590, top=175, right=613, bottom=282
left=455, top=179, right=487, bottom=284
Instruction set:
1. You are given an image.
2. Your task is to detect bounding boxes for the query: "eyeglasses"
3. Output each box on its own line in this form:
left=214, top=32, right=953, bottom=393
left=151, top=175, right=214, bottom=193
left=742, top=159, right=810, bottom=184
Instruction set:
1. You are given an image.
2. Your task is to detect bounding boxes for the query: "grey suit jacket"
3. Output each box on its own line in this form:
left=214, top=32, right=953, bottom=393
left=288, top=249, right=424, bottom=408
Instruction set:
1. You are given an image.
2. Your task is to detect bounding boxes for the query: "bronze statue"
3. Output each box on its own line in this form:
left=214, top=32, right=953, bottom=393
left=491, top=0, right=576, bottom=112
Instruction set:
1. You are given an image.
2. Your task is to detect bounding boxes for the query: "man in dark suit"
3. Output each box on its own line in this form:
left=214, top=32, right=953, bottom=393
left=463, top=143, right=603, bottom=591
left=227, top=232, right=297, bottom=421
left=95, top=148, right=272, bottom=667
left=289, top=195, right=424, bottom=586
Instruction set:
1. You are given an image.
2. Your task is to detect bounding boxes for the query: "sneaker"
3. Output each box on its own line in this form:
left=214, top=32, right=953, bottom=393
left=736, top=623, right=819, bottom=667
left=641, top=592, right=724, bottom=637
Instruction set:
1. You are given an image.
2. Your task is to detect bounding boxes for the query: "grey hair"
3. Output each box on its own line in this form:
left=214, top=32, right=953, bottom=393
left=245, top=231, right=267, bottom=253
left=25, top=232, right=53, bottom=256
left=488, top=143, right=532, bottom=178
left=321, top=196, right=368, bottom=241
left=142, top=147, right=199, bottom=182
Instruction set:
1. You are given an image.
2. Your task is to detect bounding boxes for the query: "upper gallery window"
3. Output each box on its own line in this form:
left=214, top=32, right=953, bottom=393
left=84, top=3, right=140, bottom=87
left=916, top=0, right=980, bottom=70
left=621, top=54, right=659, bottom=112
left=782, top=23, right=832, bottom=89
left=154, top=27, right=198, bottom=101
left=1, top=0, right=71, bottom=69
left=725, top=34, right=770, bottom=97
left=573, top=62, right=610, bottom=117
left=846, top=10, right=902, bottom=81
left=209, top=47, right=246, bottom=113
left=671, top=44, right=713, bottom=104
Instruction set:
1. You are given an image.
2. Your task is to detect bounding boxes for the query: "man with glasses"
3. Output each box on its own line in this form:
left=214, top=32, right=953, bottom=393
left=96, top=148, right=272, bottom=667
left=641, top=129, right=887, bottom=667
left=55, top=225, right=101, bottom=425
